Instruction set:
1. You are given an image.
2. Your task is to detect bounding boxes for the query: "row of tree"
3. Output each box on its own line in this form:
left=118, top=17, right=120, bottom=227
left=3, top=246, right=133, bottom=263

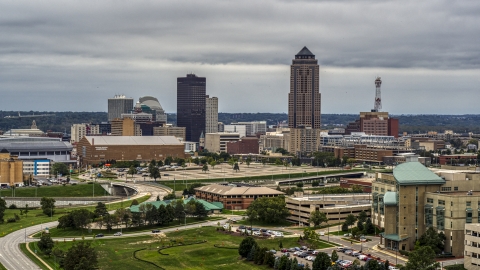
left=246, top=196, right=290, bottom=224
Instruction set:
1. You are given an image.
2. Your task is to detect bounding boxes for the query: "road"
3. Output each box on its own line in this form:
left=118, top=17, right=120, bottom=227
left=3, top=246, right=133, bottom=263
left=0, top=182, right=169, bottom=270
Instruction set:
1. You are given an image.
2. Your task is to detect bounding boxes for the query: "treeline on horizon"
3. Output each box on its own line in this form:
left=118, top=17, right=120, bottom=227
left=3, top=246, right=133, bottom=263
left=0, top=111, right=480, bottom=134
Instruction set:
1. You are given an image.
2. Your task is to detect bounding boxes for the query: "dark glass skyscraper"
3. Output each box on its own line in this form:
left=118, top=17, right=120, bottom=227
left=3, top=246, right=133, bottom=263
left=177, top=74, right=206, bottom=142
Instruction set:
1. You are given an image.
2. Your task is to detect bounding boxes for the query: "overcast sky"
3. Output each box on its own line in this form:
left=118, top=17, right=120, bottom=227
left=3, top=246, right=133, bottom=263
left=0, top=0, right=479, bottom=114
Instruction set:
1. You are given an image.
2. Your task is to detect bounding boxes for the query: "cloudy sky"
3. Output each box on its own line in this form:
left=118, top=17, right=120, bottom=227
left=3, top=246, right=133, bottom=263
left=0, top=0, right=479, bottom=114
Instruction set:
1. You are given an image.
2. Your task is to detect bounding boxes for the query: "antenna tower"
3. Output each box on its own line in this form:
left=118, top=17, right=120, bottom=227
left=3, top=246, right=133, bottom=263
left=374, top=77, right=382, bottom=112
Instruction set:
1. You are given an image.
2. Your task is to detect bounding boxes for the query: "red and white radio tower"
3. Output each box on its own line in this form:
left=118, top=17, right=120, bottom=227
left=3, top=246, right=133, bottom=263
left=374, top=77, right=382, bottom=112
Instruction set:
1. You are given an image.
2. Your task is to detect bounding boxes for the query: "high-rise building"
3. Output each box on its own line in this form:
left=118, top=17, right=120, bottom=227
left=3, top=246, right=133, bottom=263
left=288, top=46, right=321, bottom=129
left=71, top=123, right=100, bottom=144
left=288, top=47, right=321, bottom=155
left=206, top=95, right=218, bottom=134
left=177, top=74, right=206, bottom=142
left=108, top=95, right=134, bottom=122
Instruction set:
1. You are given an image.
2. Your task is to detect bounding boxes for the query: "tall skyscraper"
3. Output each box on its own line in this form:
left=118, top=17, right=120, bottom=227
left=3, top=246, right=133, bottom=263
left=205, top=95, right=218, bottom=134
left=108, top=95, right=134, bottom=122
left=177, top=74, right=206, bottom=142
left=288, top=47, right=322, bottom=155
left=288, top=46, right=321, bottom=129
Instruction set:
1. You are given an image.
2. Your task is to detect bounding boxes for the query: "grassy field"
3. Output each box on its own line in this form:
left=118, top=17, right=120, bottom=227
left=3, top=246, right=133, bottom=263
left=1, top=183, right=108, bottom=198
left=34, top=216, right=223, bottom=238
left=23, top=226, right=335, bottom=270
left=0, top=195, right=150, bottom=237
left=0, top=262, right=6, bottom=270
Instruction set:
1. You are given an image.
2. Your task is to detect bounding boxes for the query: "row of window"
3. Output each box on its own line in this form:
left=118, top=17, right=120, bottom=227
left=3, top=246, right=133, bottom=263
left=426, top=198, right=479, bottom=207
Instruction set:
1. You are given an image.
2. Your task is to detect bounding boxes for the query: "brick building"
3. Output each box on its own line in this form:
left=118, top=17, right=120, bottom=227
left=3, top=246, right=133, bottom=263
left=194, top=183, right=284, bottom=210
left=77, top=136, right=185, bottom=165
left=226, top=137, right=259, bottom=155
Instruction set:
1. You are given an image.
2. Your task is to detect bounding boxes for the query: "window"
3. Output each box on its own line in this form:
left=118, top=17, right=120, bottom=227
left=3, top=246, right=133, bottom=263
left=451, top=202, right=454, bottom=206
left=438, top=200, right=445, bottom=205
left=454, top=187, right=458, bottom=191
left=467, top=202, right=472, bottom=207
left=441, top=187, right=452, bottom=192
left=427, top=198, right=433, bottom=203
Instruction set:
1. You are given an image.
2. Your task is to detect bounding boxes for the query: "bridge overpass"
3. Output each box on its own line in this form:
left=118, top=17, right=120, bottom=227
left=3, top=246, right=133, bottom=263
left=275, top=171, right=366, bottom=185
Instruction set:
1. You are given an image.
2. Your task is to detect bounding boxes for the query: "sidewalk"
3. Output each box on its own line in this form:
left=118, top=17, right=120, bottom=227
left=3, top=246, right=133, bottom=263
left=371, top=245, right=408, bottom=262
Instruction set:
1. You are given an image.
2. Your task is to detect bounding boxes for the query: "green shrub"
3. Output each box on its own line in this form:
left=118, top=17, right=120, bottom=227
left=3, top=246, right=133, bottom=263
left=9, top=204, right=17, bottom=209
left=399, top=250, right=409, bottom=256
left=7, top=218, right=16, bottom=223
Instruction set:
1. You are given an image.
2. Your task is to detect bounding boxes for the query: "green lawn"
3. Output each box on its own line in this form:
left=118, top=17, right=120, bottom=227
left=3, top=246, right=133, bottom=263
left=0, top=195, right=150, bottom=237
left=0, top=262, right=6, bottom=270
left=22, top=226, right=335, bottom=270
left=34, top=216, right=223, bottom=238
left=1, top=183, right=108, bottom=198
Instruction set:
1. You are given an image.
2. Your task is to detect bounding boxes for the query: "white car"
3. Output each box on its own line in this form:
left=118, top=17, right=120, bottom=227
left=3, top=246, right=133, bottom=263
left=253, top=231, right=261, bottom=236
left=222, top=224, right=230, bottom=230
left=113, top=232, right=122, bottom=236
left=306, top=256, right=316, bottom=261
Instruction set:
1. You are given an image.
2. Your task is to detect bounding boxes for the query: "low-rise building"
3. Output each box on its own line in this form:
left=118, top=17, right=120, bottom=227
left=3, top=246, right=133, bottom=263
left=465, top=223, right=480, bottom=270
left=226, top=137, right=259, bottom=155
left=286, top=193, right=371, bottom=226
left=204, top=132, right=241, bottom=153
left=0, top=149, right=24, bottom=187
left=195, top=183, right=284, bottom=210
left=153, top=125, right=186, bottom=141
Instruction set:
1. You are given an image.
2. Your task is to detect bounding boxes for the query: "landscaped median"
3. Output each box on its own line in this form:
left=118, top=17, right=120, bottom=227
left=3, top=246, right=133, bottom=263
left=0, top=194, right=150, bottom=238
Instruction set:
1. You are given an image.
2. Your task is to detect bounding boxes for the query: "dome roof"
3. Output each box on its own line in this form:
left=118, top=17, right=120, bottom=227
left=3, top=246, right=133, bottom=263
left=138, top=96, right=164, bottom=112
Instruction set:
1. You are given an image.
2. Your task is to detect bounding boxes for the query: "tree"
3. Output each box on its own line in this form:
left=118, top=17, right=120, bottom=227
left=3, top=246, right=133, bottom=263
left=246, top=156, right=252, bottom=167
left=246, top=196, right=290, bottom=224
left=94, top=202, right=108, bottom=218
left=331, top=250, right=338, bottom=263
left=127, top=166, right=136, bottom=178
left=63, top=241, right=98, bottom=270
left=365, top=259, right=381, bottom=270
left=418, top=226, right=446, bottom=254
left=341, top=222, right=348, bottom=232
left=247, top=244, right=256, bottom=261
left=194, top=201, right=208, bottom=219
left=202, top=164, right=209, bottom=173
left=24, top=204, right=29, bottom=218
left=173, top=200, right=185, bottom=222
left=0, top=197, right=7, bottom=223
left=150, top=167, right=161, bottom=181
left=358, top=211, right=368, bottom=223
left=357, top=220, right=364, bottom=232
left=239, top=237, right=257, bottom=258
left=163, top=193, right=176, bottom=200
left=228, top=158, right=236, bottom=168
left=209, top=160, right=216, bottom=169
left=309, top=210, right=328, bottom=227
left=312, top=252, right=331, bottom=270
left=38, top=233, right=55, bottom=256
left=384, top=260, right=390, bottom=270
left=130, top=199, right=139, bottom=206
left=51, top=162, right=68, bottom=177
left=345, top=214, right=357, bottom=233
left=40, top=197, right=56, bottom=217
left=233, top=162, right=240, bottom=172
left=264, top=249, right=275, bottom=267
left=402, top=246, right=439, bottom=270
left=365, top=217, right=375, bottom=234
left=72, top=209, right=93, bottom=231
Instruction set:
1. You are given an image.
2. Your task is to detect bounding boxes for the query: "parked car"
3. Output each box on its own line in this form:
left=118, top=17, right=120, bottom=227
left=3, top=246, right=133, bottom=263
left=336, top=247, right=346, bottom=252
left=95, top=233, right=104, bottom=238
left=269, top=249, right=277, bottom=254
left=358, top=254, right=367, bottom=260
left=293, top=251, right=302, bottom=256
left=113, top=232, right=122, bottom=236
left=298, top=252, right=309, bottom=258
left=306, top=256, right=316, bottom=261
left=351, top=251, right=360, bottom=257
left=288, top=248, right=296, bottom=252
left=344, top=250, right=353, bottom=255
left=283, top=252, right=290, bottom=257
left=253, top=231, right=261, bottom=236
left=152, top=229, right=160, bottom=233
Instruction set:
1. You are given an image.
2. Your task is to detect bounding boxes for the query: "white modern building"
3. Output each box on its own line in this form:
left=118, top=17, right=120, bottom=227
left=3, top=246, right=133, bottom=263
left=205, top=132, right=241, bottom=153
left=236, top=121, right=267, bottom=136
left=22, top=159, right=52, bottom=176
left=206, top=95, right=218, bottom=134
left=223, top=125, right=246, bottom=138
left=71, top=123, right=100, bottom=144
left=465, top=223, right=480, bottom=269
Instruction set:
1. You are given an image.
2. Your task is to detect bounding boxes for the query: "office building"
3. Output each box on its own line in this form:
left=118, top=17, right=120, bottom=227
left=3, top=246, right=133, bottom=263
left=110, top=118, right=141, bottom=136
left=288, top=46, right=321, bottom=129
left=108, top=95, right=134, bottom=122
left=206, top=95, right=218, bottom=134
left=195, top=183, right=284, bottom=210
left=465, top=224, right=480, bottom=269
left=224, top=125, right=247, bottom=138
left=286, top=193, right=371, bottom=226
left=234, top=121, right=267, bottom=136
left=71, top=123, right=100, bottom=144
left=177, top=74, right=206, bottom=142
left=226, top=137, right=259, bottom=155
left=205, top=132, right=240, bottom=153
left=373, top=158, right=480, bottom=257
left=0, top=149, right=24, bottom=187
left=153, top=125, right=186, bottom=141
left=259, top=130, right=290, bottom=153
left=288, top=47, right=322, bottom=155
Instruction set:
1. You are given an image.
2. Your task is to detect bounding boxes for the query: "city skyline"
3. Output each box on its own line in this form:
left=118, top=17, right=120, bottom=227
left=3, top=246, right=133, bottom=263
left=0, top=1, right=479, bottom=114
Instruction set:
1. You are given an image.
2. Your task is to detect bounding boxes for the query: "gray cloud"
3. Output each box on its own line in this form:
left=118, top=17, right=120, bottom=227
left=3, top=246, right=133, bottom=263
left=0, top=0, right=479, bottom=114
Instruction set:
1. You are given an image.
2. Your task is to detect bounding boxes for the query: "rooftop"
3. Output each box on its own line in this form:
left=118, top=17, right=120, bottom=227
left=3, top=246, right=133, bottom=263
left=195, top=184, right=284, bottom=196
left=393, top=162, right=445, bottom=185
left=84, top=136, right=182, bottom=146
